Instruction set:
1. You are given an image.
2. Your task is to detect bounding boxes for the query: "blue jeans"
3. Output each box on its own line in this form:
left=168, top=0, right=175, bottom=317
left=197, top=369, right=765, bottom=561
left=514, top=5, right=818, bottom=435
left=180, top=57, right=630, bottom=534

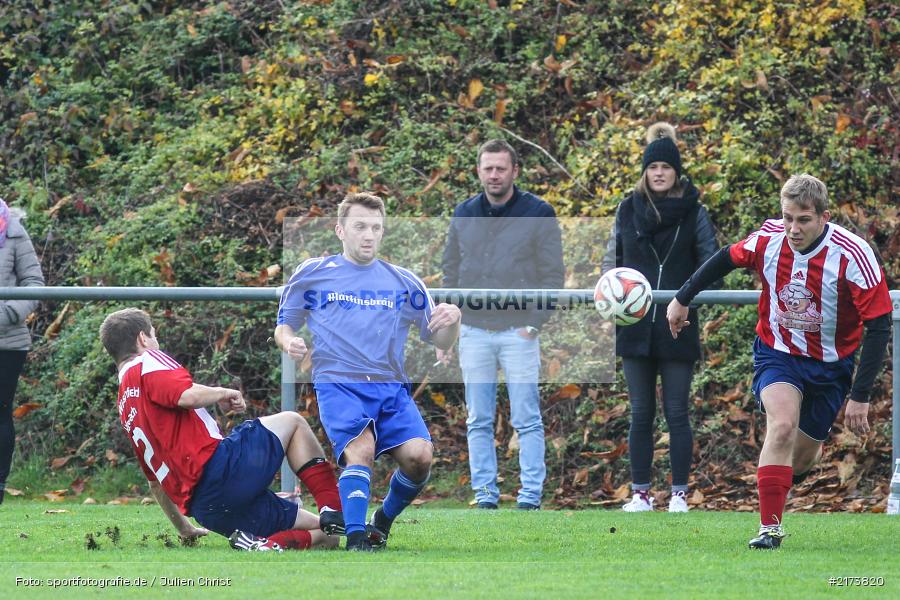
left=458, top=324, right=545, bottom=506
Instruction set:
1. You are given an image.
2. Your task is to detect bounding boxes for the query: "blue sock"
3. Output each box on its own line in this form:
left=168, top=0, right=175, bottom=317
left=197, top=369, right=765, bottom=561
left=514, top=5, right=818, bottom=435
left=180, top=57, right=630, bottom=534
left=382, top=469, right=429, bottom=520
left=338, top=465, right=371, bottom=535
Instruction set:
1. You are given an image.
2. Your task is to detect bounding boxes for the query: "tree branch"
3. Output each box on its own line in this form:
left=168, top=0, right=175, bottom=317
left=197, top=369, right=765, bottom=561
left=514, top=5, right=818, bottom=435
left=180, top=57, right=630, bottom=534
left=499, top=127, right=591, bottom=197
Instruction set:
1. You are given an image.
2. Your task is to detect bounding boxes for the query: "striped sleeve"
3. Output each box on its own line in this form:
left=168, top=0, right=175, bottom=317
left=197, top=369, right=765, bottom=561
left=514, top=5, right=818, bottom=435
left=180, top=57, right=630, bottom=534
left=729, top=219, right=783, bottom=268
left=142, top=351, right=193, bottom=408
left=831, top=228, right=892, bottom=321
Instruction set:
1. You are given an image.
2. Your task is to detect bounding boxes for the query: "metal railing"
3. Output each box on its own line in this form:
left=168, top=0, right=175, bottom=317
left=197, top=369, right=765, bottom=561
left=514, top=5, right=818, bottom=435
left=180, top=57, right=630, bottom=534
left=2, top=286, right=898, bottom=493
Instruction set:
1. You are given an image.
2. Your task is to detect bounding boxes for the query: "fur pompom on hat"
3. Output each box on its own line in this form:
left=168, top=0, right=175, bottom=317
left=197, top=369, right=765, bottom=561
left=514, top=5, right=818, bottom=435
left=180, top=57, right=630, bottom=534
left=642, top=121, right=682, bottom=178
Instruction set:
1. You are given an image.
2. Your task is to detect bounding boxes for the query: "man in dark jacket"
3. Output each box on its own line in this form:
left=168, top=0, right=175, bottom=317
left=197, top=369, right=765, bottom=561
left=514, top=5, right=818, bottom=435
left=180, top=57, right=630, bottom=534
left=441, top=139, right=564, bottom=510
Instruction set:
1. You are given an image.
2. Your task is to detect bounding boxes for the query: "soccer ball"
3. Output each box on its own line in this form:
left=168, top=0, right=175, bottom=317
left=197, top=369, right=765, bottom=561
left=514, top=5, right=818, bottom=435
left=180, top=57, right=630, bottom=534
left=594, top=267, right=653, bottom=326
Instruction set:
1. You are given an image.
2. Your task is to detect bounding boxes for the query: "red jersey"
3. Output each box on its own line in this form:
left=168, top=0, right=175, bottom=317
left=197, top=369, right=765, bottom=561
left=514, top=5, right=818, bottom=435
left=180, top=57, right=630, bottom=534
left=117, top=349, right=222, bottom=514
left=730, top=220, right=891, bottom=362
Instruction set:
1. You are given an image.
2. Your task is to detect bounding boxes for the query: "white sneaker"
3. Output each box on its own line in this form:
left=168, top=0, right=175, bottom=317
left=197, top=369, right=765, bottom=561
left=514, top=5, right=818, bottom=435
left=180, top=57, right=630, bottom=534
left=622, top=493, right=654, bottom=512
left=668, top=491, right=689, bottom=513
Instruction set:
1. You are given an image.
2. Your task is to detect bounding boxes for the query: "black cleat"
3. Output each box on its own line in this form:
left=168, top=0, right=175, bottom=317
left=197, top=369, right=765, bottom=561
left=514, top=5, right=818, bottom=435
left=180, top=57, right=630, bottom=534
left=228, top=529, right=283, bottom=552
left=345, top=531, right=376, bottom=552
left=475, top=501, right=498, bottom=509
left=748, top=525, right=786, bottom=550
left=517, top=502, right=540, bottom=511
left=366, top=508, right=393, bottom=549
left=319, top=508, right=345, bottom=536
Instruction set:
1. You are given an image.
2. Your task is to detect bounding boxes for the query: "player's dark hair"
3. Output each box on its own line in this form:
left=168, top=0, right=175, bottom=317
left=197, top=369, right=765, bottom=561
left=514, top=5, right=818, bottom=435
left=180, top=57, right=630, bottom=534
left=781, top=173, right=828, bottom=214
left=99, top=308, right=153, bottom=364
left=477, top=139, right=518, bottom=168
left=337, top=192, right=386, bottom=224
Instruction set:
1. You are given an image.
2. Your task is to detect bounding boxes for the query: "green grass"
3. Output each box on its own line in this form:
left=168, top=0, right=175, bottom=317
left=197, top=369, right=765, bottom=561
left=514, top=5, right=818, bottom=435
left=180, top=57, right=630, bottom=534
left=1, top=500, right=897, bottom=599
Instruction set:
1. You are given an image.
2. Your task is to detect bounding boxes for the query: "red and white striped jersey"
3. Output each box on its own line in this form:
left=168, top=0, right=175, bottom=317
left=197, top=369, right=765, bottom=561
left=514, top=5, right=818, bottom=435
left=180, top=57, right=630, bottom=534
left=117, top=349, right=222, bottom=515
left=730, top=220, right=891, bottom=362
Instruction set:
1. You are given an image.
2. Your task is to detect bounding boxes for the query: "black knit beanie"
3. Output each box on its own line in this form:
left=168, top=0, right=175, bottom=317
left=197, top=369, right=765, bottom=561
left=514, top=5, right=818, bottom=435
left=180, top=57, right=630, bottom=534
left=642, top=136, right=682, bottom=178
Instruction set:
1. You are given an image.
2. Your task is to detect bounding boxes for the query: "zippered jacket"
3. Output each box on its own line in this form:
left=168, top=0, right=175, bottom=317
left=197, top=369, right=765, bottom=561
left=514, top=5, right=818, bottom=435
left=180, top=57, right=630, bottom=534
left=602, top=179, right=718, bottom=359
left=0, top=214, right=45, bottom=351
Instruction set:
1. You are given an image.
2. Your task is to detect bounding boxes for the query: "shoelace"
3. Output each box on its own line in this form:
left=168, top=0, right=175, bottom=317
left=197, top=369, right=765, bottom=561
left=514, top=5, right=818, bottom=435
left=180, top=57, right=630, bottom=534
left=758, top=525, right=785, bottom=538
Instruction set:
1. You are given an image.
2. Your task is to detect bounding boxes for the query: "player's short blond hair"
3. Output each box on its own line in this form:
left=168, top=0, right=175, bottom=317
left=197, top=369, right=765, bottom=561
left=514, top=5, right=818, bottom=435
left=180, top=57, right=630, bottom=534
left=337, top=192, right=385, bottom=225
left=99, top=308, right=153, bottom=364
left=781, top=174, right=828, bottom=215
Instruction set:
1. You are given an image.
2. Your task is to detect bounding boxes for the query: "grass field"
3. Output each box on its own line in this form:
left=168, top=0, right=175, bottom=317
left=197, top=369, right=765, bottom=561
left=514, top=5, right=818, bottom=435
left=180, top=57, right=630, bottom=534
left=1, top=500, right=897, bottom=599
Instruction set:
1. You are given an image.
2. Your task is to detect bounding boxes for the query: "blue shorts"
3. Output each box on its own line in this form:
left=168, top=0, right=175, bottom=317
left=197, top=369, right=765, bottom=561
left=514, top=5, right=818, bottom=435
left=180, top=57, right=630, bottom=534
left=189, top=419, right=298, bottom=537
left=752, top=338, right=854, bottom=442
left=314, top=382, right=431, bottom=466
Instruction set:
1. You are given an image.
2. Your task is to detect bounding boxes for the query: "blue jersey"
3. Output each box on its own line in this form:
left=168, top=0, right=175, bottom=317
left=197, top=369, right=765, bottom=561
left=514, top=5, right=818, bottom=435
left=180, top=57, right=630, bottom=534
left=277, top=254, right=435, bottom=383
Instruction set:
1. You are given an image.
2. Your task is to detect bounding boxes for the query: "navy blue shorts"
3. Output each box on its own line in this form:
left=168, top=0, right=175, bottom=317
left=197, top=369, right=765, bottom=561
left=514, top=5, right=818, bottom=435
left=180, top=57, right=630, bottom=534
left=751, top=338, right=854, bottom=442
left=314, top=382, right=431, bottom=466
left=189, top=419, right=298, bottom=537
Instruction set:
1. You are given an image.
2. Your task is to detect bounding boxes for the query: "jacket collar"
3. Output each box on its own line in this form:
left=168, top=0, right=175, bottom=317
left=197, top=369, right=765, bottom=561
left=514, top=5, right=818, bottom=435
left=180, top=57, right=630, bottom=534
left=479, top=185, right=521, bottom=216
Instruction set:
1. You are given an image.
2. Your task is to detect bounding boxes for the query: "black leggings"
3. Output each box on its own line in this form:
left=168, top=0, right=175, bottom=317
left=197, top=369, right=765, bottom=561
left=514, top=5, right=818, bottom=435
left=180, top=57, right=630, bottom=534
left=622, top=357, right=694, bottom=487
left=0, top=350, right=28, bottom=486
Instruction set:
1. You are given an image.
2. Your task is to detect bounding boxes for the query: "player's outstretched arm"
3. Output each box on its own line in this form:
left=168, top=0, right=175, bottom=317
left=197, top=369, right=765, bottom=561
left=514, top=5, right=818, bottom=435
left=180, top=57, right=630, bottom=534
left=428, top=303, right=462, bottom=350
left=274, top=324, right=308, bottom=362
left=148, top=480, right=209, bottom=540
left=177, top=384, right=245, bottom=413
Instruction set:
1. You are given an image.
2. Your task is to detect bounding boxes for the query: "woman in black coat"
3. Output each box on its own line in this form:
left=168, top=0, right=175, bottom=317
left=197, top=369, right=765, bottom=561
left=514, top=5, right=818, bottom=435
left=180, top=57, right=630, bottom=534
left=602, top=123, right=719, bottom=513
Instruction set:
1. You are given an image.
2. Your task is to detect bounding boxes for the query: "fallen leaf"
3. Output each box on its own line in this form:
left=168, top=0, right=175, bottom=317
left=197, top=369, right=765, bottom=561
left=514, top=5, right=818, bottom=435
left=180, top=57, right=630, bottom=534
left=50, top=455, right=74, bottom=470
left=467, top=79, right=484, bottom=107
left=555, top=34, right=567, bottom=53
left=44, top=490, right=67, bottom=502
left=755, top=69, right=769, bottom=92
left=837, top=453, right=856, bottom=483
left=44, top=303, right=71, bottom=339
left=835, top=113, right=851, bottom=134
left=214, top=323, right=236, bottom=352
left=494, top=98, right=510, bottom=124
left=152, top=250, right=176, bottom=286
left=82, top=497, right=97, bottom=505
left=450, top=24, right=469, bottom=38
left=573, top=468, right=589, bottom=487
left=13, top=403, right=42, bottom=419
left=6, top=487, right=24, bottom=497
left=420, top=168, right=446, bottom=195
left=543, top=55, right=562, bottom=73
left=44, top=509, right=69, bottom=514
left=69, top=478, right=86, bottom=495
left=612, top=483, right=631, bottom=501
left=430, top=392, right=446, bottom=408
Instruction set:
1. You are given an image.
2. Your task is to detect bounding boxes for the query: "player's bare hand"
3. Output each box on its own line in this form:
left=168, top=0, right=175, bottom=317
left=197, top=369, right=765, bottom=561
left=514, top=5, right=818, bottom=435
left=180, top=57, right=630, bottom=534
left=435, top=347, right=453, bottom=365
left=666, top=299, right=690, bottom=339
left=287, top=336, right=308, bottom=362
left=178, top=524, right=209, bottom=541
left=218, top=389, right=245, bottom=414
left=428, top=303, right=461, bottom=333
left=843, top=400, right=870, bottom=436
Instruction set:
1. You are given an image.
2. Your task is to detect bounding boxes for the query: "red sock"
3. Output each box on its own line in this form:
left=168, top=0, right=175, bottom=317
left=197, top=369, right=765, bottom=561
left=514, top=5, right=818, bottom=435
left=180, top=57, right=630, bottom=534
left=757, top=465, right=793, bottom=526
left=268, top=529, right=312, bottom=550
left=297, top=461, right=342, bottom=512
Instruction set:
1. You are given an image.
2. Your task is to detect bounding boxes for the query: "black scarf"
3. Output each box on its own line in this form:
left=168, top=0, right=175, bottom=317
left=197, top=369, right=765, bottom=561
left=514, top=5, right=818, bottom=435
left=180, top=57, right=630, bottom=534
left=633, top=179, right=699, bottom=242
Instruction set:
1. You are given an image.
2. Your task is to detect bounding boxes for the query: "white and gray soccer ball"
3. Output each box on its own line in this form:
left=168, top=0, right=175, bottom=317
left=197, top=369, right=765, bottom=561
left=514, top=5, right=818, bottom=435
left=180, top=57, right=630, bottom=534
left=594, top=267, right=653, bottom=326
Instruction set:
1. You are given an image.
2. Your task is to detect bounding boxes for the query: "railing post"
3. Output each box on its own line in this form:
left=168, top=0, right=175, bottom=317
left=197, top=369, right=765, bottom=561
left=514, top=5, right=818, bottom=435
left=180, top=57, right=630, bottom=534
left=280, top=350, right=297, bottom=494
